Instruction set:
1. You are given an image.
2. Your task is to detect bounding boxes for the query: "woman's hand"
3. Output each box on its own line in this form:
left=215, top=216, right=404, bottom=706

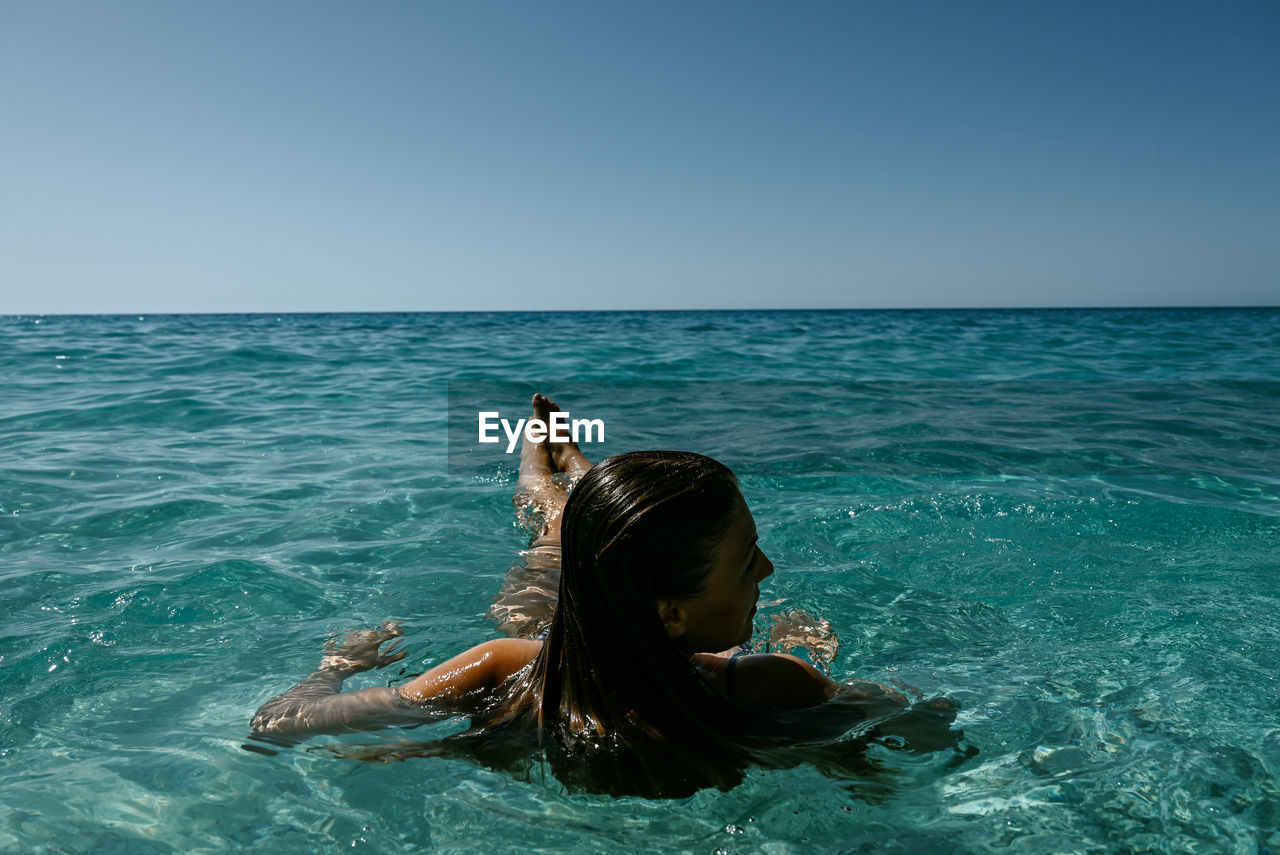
left=318, top=621, right=408, bottom=674
left=768, top=609, right=839, bottom=671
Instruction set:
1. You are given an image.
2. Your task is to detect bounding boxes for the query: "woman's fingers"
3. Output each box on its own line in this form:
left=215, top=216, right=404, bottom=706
left=320, top=622, right=408, bottom=670
left=376, top=639, right=408, bottom=667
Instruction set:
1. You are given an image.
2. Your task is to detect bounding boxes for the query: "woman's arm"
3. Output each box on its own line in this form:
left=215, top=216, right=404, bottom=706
left=709, top=652, right=961, bottom=750
left=692, top=650, right=838, bottom=709
left=694, top=650, right=934, bottom=713
left=730, top=653, right=844, bottom=708
left=249, top=622, right=541, bottom=743
left=693, top=648, right=961, bottom=751
left=250, top=621, right=419, bottom=742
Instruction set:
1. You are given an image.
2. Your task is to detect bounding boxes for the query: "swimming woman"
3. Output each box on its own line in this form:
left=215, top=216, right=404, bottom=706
left=250, top=394, right=959, bottom=796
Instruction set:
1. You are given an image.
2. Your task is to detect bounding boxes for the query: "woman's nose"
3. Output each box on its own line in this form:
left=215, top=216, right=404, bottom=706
left=754, top=547, right=774, bottom=581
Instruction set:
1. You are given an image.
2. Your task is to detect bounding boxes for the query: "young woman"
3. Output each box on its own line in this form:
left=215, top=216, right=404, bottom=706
left=250, top=395, right=959, bottom=796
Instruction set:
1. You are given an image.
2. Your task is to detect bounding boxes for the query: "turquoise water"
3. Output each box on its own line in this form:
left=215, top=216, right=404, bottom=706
left=2, top=309, right=1277, bottom=853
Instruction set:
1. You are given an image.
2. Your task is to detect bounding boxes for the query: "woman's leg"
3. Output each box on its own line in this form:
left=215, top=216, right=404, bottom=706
left=513, top=393, right=572, bottom=547
left=487, top=394, right=592, bottom=638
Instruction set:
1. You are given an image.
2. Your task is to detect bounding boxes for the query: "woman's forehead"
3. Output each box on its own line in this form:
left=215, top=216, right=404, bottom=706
left=721, top=494, right=758, bottom=556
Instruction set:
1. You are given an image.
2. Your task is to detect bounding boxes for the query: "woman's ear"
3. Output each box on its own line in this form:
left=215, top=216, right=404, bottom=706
left=657, top=600, right=687, bottom=639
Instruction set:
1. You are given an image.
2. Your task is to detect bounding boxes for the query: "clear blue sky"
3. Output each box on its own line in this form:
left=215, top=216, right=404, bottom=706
left=2, top=1, right=1277, bottom=313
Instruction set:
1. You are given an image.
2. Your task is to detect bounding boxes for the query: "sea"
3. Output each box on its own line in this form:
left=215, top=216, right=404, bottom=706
left=1, top=308, right=1277, bottom=854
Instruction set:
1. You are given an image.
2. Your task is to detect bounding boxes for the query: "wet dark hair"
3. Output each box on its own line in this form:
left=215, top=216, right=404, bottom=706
left=557, top=449, right=742, bottom=630
left=502, top=451, right=775, bottom=795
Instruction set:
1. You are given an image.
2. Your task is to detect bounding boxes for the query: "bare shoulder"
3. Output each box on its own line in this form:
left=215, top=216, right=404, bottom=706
left=398, top=638, right=542, bottom=705
left=710, top=652, right=835, bottom=710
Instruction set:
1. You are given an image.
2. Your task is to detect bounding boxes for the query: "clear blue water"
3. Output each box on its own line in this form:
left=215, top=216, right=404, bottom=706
left=2, top=309, right=1277, bottom=853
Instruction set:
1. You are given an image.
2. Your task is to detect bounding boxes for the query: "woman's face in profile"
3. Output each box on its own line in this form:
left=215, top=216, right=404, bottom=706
left=665, top=490, right=774, bottom=653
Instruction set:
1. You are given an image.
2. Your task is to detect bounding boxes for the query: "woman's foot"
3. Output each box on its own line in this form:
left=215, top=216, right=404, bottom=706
left=517, top=394, right=557, bottom=493
left=533, top=393, right=593, bottom=481
left=514, top=394, right=594, bottom=542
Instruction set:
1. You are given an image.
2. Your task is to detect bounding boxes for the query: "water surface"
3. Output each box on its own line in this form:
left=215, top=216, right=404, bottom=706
left=1, top=309, right=1277, bottom=853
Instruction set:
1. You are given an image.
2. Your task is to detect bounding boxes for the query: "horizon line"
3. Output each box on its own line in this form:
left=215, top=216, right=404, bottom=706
left=6, top=304, right=1279, bottom=318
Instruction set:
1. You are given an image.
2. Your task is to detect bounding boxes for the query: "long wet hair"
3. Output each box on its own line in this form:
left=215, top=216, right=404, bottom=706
left=475, top=451, right=786, bottom=795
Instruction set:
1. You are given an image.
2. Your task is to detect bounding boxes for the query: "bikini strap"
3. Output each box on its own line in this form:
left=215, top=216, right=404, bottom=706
left=724, top=644, right=751, bottom=701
